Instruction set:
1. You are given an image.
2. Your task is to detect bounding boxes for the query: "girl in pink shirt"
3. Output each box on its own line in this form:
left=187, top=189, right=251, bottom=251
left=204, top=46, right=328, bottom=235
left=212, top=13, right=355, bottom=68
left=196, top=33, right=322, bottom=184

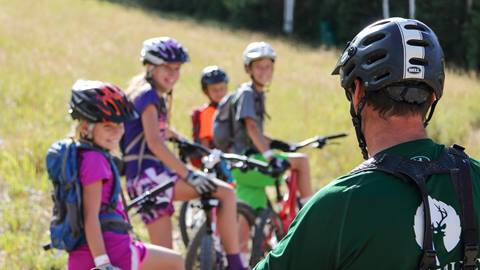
left=67, top=79, right=184, bottom=270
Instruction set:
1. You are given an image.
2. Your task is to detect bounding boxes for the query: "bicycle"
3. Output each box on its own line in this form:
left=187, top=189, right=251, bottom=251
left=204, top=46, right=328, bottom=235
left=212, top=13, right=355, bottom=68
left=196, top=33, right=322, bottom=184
left=249, top=133, right=347, bottom=265
left=170, top=138, right=276, bottom=270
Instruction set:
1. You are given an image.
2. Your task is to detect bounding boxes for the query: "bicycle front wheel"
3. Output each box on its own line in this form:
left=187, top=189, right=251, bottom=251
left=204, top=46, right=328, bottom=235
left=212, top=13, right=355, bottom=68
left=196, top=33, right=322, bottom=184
left=179, top=199, right=205, bottom=247
left=250, top=208, right=285, bottom=266
left=185, top=224, right=220, bottom=270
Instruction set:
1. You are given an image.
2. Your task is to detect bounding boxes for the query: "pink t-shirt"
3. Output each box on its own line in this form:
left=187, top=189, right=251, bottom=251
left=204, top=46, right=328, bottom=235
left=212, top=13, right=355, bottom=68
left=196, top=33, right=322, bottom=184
left=68, top=150, right=146, bottom=270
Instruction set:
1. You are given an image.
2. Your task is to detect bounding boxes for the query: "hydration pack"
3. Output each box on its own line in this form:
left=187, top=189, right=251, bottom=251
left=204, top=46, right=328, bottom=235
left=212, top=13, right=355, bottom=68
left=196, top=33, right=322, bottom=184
left=350, top=144, right=478, bottom=270
left=45, top=138, right=130, bottom=251
left=213, top=91, right=239, bottom=152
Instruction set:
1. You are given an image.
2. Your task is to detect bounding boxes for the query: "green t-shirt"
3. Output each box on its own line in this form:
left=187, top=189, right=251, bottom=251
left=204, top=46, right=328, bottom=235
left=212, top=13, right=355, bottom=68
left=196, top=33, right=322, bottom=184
left=254, top=139, right=480, bottom=270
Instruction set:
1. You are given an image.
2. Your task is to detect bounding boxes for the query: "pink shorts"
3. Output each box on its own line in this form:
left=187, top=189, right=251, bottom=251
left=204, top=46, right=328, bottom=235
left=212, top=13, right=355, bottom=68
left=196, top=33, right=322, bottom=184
left=68, top=232, right=147, bottom=270
left=127, top=166, right=178, bottom=224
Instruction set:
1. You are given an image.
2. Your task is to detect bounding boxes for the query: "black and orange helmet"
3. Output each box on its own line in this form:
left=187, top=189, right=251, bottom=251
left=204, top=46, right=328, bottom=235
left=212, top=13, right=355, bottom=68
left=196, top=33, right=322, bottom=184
left=69, top=80, right=138, bottom=123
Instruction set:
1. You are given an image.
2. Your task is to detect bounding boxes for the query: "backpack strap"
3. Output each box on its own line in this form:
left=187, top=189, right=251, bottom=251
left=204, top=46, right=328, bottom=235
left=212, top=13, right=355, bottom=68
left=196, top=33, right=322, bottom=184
left=122, top=132, right=160, bottom=179
left=447, top=145, right=479, bottom=269
left=351, top=146, right=479, bottom=269
left=353, top=155, right=437, bottom=269
left=351, top=150, right=452, bottom=270
left=77, top=140, right=132, bottom=233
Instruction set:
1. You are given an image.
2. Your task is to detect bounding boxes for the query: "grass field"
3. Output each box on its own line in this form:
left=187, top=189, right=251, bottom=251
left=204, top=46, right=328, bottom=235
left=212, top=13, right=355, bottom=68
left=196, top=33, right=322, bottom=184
left=1, top=0, right=480, bottom=268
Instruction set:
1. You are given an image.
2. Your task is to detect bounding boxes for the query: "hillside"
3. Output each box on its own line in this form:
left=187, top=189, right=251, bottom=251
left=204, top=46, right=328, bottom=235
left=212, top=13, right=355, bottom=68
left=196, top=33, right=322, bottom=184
left=1, top=0, right=480, bottom=268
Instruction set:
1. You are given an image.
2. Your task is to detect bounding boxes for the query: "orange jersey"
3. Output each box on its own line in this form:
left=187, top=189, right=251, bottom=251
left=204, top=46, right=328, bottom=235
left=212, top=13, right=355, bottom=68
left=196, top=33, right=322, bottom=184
left=198, top=104, right=216, bottom=141
left=191, top=103, right=217, bottom=146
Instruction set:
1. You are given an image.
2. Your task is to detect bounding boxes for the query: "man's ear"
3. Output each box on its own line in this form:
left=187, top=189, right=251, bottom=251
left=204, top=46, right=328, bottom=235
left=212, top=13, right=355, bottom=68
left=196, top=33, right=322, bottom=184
left=352, top=79, right=364, bottom=113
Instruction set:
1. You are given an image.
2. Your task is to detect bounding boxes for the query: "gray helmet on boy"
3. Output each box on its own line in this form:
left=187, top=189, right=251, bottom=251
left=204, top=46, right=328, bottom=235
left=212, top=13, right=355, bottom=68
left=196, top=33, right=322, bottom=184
left=243, top=42, right=276, bottom=66
left=332, top=17, right=445, bottom=99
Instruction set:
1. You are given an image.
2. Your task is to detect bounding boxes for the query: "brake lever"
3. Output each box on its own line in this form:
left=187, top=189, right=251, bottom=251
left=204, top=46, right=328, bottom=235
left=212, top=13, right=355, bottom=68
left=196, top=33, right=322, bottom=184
left=315, top=140, right=327, bottom=149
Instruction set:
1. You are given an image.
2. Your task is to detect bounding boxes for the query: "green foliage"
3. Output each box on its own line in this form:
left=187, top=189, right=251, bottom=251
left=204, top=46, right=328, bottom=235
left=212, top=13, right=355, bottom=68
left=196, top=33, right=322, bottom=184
left=114, top=0, right=480, bottom=72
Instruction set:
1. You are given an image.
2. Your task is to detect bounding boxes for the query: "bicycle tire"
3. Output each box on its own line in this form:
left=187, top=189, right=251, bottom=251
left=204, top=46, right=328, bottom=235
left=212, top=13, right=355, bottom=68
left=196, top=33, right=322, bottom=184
left=179, top=199, right=205, bottom=247
left=185, top=223, right=219, bottom=270
left=250, top=208, right=285, bottom=266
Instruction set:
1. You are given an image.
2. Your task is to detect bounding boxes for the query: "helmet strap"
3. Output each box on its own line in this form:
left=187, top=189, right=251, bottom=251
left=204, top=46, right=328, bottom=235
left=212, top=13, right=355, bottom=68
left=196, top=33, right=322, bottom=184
left=86, top=123, right=95, bottom=140
left=423, top=99, right=438, bottom=127
left=145, top=65, right=155, bottom=85
left=350, top=96, right=369, bottom=160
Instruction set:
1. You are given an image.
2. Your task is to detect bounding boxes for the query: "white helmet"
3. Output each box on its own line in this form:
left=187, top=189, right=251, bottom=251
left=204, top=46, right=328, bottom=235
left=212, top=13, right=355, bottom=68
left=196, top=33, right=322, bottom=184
left=242, top=41, right=276, bottom=66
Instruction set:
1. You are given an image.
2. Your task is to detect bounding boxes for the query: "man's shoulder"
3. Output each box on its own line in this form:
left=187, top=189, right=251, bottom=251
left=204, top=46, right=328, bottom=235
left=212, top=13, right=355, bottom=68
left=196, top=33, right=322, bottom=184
left=309, top=169, right=408, bottom=205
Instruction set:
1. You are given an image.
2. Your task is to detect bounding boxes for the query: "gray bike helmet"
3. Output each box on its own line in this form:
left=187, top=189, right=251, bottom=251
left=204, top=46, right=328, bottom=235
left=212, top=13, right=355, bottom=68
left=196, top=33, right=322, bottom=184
left=243, top=41, right=276, bottom=66
left=332, top=17, right=445, bottom=160
left=332, top=17, right=444, bottom=98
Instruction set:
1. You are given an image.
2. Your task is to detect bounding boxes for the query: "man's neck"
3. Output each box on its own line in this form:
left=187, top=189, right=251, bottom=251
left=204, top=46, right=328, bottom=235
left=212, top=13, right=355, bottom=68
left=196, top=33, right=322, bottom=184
left=363, top=111, right=427, bottom=157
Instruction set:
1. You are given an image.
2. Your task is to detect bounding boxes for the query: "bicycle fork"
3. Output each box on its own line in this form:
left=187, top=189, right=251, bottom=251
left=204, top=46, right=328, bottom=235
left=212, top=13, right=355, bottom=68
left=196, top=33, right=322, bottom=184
left=277, top=170, right=299, bottom=230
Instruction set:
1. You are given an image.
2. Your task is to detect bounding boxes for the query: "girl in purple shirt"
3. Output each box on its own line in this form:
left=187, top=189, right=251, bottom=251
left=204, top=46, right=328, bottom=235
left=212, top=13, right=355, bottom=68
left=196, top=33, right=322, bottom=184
left=123, top=37, right=246, bottom=270
left=67, top=80, right=184, bottom=270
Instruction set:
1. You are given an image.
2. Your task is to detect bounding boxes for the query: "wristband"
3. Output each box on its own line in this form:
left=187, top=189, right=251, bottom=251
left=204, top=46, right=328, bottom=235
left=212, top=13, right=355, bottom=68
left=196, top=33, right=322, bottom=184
left=94, top=254, right=110, bottom=267
left=262, top=149, right=274, bottom=160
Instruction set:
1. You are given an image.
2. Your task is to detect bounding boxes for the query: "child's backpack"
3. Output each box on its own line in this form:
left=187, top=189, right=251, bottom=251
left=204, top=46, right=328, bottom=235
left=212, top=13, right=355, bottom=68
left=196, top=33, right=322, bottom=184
left=191, top=104, right=208, bottom=144
left=190, top=105, right=207, bottom=168
left=213, top=83, right=254, bottom=152
left=212, top=93, right=237, bottom=151
left=44, top=138, right=131, bottom=251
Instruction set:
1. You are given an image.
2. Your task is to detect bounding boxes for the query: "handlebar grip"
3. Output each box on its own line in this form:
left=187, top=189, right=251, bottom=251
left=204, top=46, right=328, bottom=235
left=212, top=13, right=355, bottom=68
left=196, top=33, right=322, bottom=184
left=325, top=133, right=348, bottom=140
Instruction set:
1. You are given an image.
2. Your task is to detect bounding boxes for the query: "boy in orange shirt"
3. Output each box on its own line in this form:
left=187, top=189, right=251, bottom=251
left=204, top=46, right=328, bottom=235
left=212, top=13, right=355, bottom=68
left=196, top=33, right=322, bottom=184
left=191, top=66, right=229, bottom=149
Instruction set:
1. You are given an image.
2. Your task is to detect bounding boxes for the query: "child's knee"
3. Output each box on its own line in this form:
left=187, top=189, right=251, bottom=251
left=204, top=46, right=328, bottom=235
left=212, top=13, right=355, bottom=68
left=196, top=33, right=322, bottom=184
left=173, top=254, right=184, bottom=270
left=216, top=185, right=236, bottom=202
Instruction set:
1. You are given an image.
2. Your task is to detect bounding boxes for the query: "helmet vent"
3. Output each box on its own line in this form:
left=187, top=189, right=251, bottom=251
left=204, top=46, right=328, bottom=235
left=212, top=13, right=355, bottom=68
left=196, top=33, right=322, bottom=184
left=362, top=33, right=386, bottom=47
left=373, top=72, right=390, bottom=82
left=407, top=39, right=429, bottom=47
left=404, top=24, right=427, bottom=32
left=371, top=20, right=390, bottom=27
left=344, top=63, right=356, bottom=77
left=366, top=50, right=387, bottom=65
left=409, top=57, right=428, bottom=66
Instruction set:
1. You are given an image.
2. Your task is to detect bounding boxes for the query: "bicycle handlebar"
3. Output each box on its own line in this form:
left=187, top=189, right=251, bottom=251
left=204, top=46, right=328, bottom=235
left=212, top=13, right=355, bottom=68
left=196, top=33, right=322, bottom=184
left=290, top=133, right=347, bottom=152
left=125, top=180, right=175, bottom=212
left=170, top=138, right=271, bottom=173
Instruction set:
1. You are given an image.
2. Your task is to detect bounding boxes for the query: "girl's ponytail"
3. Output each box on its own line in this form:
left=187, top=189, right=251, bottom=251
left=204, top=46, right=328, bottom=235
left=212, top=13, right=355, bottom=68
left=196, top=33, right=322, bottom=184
left=126, top=72, right=148, bottom=100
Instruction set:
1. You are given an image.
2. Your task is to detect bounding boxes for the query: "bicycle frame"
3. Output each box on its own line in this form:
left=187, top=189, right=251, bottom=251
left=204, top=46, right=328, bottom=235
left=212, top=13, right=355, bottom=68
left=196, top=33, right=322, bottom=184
left=277, top=170, right=299, bottom=230
left=270, top=133, right=348, bottom=230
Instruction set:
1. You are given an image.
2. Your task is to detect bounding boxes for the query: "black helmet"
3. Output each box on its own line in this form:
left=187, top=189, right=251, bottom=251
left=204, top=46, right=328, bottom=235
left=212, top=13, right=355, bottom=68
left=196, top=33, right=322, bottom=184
left=200, top=65, right=229, bottom=91
left=332, top=17, right=445, bottom=100
left=69, top=80, right=138, bottom=123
